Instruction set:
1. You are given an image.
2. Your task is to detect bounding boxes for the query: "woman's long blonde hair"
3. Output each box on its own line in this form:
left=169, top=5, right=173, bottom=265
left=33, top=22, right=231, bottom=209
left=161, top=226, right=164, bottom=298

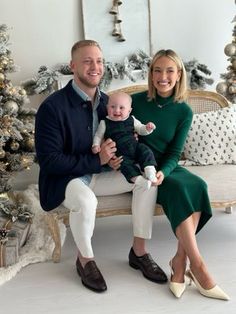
left=148, top=49, right=188, bottom=102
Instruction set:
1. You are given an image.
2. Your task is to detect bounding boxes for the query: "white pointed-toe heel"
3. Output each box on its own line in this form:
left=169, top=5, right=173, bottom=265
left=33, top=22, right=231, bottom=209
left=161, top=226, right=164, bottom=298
left=169, top=260, right=186, bottom=298
left=185, top=269, right=230, bottom=301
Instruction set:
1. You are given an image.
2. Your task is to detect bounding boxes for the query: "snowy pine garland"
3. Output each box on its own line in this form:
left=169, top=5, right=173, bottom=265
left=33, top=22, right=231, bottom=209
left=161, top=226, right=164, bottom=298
left=184, top=59, right=214, bottom=90
left=22, top=52, right=214, bottom=95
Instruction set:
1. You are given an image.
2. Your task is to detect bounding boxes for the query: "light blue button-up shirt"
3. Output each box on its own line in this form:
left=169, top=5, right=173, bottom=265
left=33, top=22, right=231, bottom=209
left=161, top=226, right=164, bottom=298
left=72, top=80, right=101, bottom=185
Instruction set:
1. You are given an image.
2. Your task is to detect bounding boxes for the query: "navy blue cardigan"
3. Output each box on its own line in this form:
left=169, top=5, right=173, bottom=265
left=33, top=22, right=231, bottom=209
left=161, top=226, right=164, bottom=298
left=35, top=80, right=108, bottom=211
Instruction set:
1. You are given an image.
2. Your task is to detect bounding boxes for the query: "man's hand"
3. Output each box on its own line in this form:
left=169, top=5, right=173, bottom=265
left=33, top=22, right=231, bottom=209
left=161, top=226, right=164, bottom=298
left=108, top=155, right=123, bottom=170
left=99, top=138, right=117, bottom=165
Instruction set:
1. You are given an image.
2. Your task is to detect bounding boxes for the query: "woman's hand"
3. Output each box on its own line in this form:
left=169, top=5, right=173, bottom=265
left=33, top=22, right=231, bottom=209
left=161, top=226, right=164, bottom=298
left=108, top=155, right=123, bottom=170
left=156, top=170, right=164, bottom=185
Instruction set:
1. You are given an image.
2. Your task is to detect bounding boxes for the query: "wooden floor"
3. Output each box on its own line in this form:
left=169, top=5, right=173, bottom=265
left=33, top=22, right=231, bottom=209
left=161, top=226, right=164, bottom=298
left=1, top=209, right=235, bottom=314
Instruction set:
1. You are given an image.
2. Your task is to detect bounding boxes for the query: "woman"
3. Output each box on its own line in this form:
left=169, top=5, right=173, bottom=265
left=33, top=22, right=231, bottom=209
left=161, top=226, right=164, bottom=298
left=131, top=49, right=229, bottom=300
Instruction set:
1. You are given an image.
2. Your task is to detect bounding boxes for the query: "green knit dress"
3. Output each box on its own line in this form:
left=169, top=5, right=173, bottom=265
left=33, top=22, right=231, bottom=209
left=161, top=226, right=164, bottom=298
left=131, top=91, right=212, bottom=234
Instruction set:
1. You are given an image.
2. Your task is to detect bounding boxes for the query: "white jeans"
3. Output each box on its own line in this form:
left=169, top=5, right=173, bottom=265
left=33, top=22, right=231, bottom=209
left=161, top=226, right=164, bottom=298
left=63, top=171, right=157, bottom=258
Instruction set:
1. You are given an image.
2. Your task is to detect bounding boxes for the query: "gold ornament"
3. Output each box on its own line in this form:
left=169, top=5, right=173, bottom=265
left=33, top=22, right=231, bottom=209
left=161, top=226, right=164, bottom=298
left=1, top=59, right=8, bottom=66
left=24, top=138, right=35, bottom=151
left=1, top=55, right=9, bottom=62
left=232, top=59, right=236, bottom=70
left=21, top=156, right=33, bottom=169
left=224, top=43, right=236, bottom=57
left=0, top=149, right=6, bottom=159
left=228, top=85, right=236, bottom=94
left=21, top=128, right=28, bottom=134
left=4, top=100, right=19, bottom=114
left=8, top=87, right=16, bottom=96
left=10, top=141, right=20, bottom=151
left=0, top=192, right=9, bottom=201
left=2, top=115, right=13, bottom=127
left=216, top=81, right=228, bottom=95
left=0, top=73, right=5, bottom=81
left=19, top=88, right=26, bottom=95
left=0, top=32, right=8, bottom=42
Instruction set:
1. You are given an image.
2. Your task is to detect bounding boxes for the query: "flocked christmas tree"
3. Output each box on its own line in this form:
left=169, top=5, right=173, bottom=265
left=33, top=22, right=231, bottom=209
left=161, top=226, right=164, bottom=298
left=216, top=7, right=236, bottom=103
left=0, top=24, right=36, bottom=218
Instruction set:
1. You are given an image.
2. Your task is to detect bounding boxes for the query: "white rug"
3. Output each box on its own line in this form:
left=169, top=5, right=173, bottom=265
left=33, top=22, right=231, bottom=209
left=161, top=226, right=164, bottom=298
left=0, top=184, right=66, bottom=286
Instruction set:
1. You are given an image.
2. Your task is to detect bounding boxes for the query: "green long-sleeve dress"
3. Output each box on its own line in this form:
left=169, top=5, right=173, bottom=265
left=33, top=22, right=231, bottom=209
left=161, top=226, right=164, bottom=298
left=131, top=91, right=212, bottom=234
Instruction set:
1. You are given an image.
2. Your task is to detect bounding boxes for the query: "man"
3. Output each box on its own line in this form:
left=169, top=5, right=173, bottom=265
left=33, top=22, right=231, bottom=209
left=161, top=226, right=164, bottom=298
left=35, top=40, right=167, bottom=293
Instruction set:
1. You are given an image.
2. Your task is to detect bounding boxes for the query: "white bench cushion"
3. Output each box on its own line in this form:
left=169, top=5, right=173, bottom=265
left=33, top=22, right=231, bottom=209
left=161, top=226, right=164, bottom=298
left=184, top=165, right=236, bottom=203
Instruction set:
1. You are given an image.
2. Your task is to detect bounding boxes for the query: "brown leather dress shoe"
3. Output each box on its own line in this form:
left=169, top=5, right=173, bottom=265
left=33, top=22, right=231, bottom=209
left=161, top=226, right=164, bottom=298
left=129, top=248, right=168, bottom=284
left=76, top=258, right=107, bottom=292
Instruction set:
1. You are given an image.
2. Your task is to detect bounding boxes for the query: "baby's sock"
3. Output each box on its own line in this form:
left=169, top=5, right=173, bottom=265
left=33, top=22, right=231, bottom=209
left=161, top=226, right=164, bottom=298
left=144, top=166, right=157, bottom=183
left=134, top=175, right=152, bottom=190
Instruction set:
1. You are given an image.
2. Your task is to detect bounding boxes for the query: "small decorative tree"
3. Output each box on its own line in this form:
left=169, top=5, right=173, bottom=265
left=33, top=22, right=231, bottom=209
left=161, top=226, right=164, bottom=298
left=216, top=9, right=236, bottom=103
left=0, top=24, right=35, bottom=215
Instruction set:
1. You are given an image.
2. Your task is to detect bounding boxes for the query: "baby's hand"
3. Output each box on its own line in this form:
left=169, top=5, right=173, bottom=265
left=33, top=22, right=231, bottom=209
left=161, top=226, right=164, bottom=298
left=146, top=122, right=156, bottom=132
left=92, top=145, right=101, bottom=154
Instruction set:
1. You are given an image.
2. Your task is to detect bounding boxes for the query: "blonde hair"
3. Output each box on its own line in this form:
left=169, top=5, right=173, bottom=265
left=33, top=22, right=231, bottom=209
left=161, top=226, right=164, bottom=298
left=71, top=40, right=102, bottom=58
left=148, top=49, right=187, bottom=102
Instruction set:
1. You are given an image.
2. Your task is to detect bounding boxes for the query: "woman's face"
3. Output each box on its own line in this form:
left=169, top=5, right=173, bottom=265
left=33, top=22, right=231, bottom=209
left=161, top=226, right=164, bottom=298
left=151, top=56, right=181, bottom=97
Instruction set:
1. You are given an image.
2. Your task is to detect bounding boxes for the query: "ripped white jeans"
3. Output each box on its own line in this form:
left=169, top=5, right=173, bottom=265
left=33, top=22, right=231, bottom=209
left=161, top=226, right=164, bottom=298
left=63, top=170, right=157, bottom=258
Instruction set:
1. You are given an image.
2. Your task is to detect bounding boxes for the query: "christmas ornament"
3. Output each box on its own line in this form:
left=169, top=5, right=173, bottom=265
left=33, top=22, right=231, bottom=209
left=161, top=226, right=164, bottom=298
left=112, top=23, right=121, bottom=36
left=232, top=59, right=236, bottom=70
left=109, top=0, right=126, bottom=42
left=216, top=7, right=236, bottom=103
left=10, top=141, right=20, bottom=151
left=4, top=100, right=19, bottom=114
left=0, top=228, right=9, bottom=243
left=0, top=149, right=6, bottom=159
left=224, top=43, right=236, bottom=56
left=228, top=85, right=236, bottom=94
left=21, top=156, right=33, bottom=169
left=24, top=138, right=34, bottom=151
left=18, top=88, right=26, bottom=95
left=0, top=32, right=8, bottom=42
left=216, top=82, right=228, bottom=95
left=0, top=73, right=5, bottom=81
left=2, top=115, right=12, bottom=127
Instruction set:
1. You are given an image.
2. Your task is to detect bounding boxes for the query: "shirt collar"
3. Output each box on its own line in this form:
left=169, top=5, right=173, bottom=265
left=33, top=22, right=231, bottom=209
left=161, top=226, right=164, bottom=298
left=72, top=79, right=101, bottom=109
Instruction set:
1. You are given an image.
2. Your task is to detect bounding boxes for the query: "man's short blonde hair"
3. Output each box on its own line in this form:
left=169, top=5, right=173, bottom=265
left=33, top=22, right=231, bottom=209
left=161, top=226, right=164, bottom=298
left=71, top=40, right=101, bottom=57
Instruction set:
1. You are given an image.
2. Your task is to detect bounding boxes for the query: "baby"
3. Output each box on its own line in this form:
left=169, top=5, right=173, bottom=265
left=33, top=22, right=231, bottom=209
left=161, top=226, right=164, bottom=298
left=92, top=91, right=157, bottom=189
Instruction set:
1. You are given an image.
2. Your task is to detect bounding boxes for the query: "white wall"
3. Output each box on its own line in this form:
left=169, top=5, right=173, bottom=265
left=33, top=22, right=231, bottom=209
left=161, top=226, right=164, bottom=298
left=0, top=0, right=235, bottom=188
left=1, top=0, right=234, bottom=92
left=150, top=0, right=235, bottom=90
left=1, top=0, right=83, bottom=88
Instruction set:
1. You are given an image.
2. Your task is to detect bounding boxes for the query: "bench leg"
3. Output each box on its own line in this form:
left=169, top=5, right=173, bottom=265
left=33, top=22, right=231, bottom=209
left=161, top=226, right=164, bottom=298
left=44, top=213, right=62, bottom=263
left=225, top=206, right=233, bottom=214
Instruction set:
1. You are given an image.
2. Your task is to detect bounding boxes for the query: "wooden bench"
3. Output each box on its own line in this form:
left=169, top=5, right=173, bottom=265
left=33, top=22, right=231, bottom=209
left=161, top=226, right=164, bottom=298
left=44, top=85, right=236, bottom=263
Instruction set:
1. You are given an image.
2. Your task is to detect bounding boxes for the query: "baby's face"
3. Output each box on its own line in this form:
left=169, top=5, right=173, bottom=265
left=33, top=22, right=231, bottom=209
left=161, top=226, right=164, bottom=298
left=107, top=93, right=132, bottom=121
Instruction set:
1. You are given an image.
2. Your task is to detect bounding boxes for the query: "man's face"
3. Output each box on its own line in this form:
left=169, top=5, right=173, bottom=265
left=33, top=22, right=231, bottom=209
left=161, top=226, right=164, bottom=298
left=70, top=45, right=104, bottom=89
